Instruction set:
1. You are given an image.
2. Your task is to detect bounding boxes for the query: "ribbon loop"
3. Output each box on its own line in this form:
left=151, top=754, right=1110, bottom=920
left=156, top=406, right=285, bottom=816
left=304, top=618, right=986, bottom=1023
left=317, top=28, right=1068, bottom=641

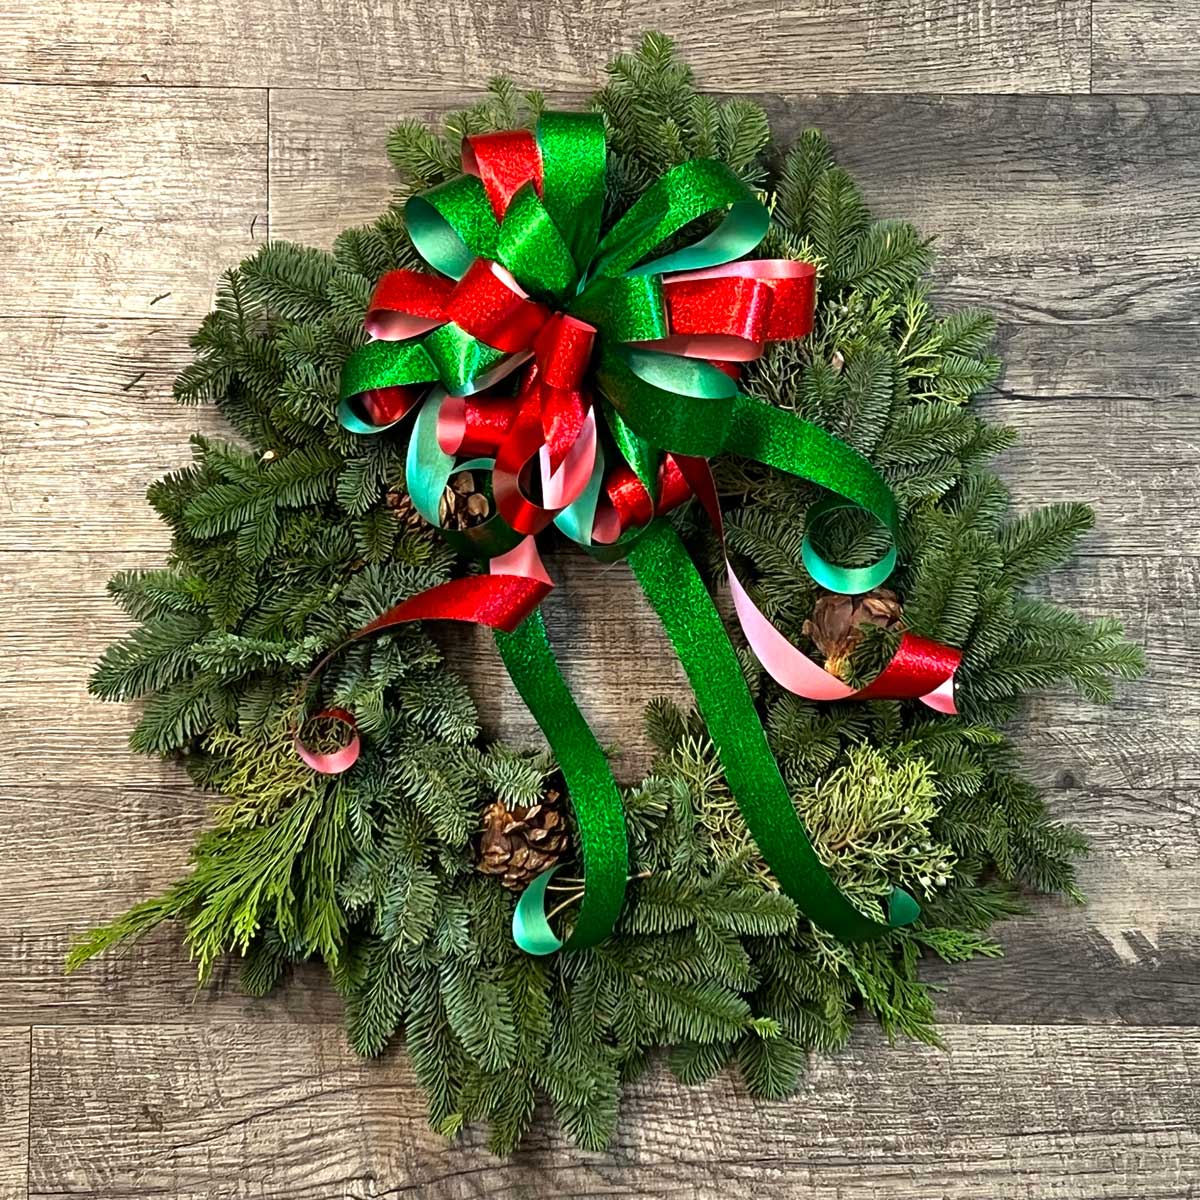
left=321, top=108, right=968, bottom=959
left=497, top=184, right=579, bottom=297
left=406, top=174, right=500, bottom=280
left=462, top=128, right=543, bottom=218
left=536, top=111, right=607, bottom=272
left=444, top=258, right=551, bottom=354
left=592, top=158, right=769, bottom=280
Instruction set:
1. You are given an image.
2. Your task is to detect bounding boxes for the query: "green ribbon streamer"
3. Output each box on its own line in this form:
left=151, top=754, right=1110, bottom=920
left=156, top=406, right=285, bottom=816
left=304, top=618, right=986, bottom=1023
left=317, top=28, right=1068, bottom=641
left=627, top=520, right=919, bottom=942
left=726, top=395, right=900, bottom=592
left=495, top=611, right=629, bottom=954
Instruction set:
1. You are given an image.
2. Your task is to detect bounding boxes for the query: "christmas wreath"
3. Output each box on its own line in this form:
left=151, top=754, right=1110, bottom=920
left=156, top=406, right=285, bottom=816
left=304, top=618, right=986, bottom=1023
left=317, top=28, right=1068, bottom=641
left=73, top=35, right=1142, bottom=1153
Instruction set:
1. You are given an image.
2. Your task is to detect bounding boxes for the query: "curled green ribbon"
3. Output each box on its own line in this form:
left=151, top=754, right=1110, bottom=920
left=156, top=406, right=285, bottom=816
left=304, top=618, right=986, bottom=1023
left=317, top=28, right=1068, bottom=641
left=495, top=611, right=628, bottom=953
left=628, top=520, right=919, bottom=940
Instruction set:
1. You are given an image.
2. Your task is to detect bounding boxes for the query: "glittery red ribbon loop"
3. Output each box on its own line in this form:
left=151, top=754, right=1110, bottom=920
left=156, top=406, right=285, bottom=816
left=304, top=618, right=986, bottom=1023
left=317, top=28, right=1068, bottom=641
left=444, top=259, right=552, bottom=353
left=462, top=129, right=544, bottom=218
left=438, top=393, right=523, bottom=457
left=531, top=314, right=597, bottom=470
left=855, top=632, right=964, bottom=705
left=493, top=388, right=560, bottom=537
left=663, top=276, right=772, bottom=359
left=650, top=260, right=818, bottom=361
left=294, top=707, right=361, bottom=775
left=533, top=313, right=595, bottom=389
left=539, top=385, right=588, bottom=471
left=600, top=452, right=695, bottom=538
left=364, top=270, right=454, bottom=341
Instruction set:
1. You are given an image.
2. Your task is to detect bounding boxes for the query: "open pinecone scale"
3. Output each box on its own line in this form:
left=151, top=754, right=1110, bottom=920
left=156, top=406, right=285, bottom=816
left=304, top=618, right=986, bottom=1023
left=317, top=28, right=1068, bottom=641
left=476, top=785, right=571, bottom=891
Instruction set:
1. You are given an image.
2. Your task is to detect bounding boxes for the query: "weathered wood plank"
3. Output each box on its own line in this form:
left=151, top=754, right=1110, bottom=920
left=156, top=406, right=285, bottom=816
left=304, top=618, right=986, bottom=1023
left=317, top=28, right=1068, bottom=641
left=0, top=1030, right=28, bottom=1200
left=28, top=1024, right=1200, bottom=1198
left=1093, top=3, right=1200, bottom=94
left=0, top=86, right=265, bottom=320
left=0, top=321, right=219, bottom=553
left=925, top=784, right=1200, bottom=1025
left=2, top=3, right=1090, bottom=92
left=778, top=94, right=1200, bottom=324
left=272, top=91, right=1200, bottom=325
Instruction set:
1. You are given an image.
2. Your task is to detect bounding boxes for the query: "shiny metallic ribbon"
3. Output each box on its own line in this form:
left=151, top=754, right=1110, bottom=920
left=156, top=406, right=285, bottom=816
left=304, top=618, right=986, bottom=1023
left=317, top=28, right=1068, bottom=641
left=301, top=112, right=962, bottom=954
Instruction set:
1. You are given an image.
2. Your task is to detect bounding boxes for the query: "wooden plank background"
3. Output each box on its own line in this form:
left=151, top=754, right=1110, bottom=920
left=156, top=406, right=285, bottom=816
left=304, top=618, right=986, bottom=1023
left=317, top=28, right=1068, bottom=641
left=2, top=4, right=1197, bottom=1197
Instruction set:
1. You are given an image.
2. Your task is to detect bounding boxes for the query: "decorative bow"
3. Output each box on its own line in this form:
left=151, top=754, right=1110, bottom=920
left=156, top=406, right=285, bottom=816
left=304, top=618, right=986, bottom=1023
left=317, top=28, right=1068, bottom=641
left=306, top=112, right=961, bottom=955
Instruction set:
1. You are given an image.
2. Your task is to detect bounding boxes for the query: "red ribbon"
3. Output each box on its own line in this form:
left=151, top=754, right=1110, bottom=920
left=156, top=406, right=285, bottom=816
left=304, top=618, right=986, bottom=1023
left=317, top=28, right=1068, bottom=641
left=295, top=541, right=552, bottom=772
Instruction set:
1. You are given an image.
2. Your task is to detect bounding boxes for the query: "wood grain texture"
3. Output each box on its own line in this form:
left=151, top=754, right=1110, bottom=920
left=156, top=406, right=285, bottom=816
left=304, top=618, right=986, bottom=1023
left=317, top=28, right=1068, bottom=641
left=27, top=1024, right=1200, bottom=1200
left=0, top=1030, right=29, bottom=1200
left=0, top=320, right=220, bottom=552
left=272, top=90, right=1200, bottom=325
left=1093, top=2, right=1200, bottom=93
left=775, top=94, right=1200, bottom=325
left=0, top=86, right=265, bottom=320
left=2, top=3, right=1091, bottom=92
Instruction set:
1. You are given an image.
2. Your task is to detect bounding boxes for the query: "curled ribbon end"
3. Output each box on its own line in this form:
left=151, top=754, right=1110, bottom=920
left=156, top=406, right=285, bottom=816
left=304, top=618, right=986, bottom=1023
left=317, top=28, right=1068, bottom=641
left=886, top=886, right=922, bottom=929
left=296, top=707, right=361, bottom=775
left=512, top=865, right=567, bottom=956
left=920, top=672, right=959, bottom=715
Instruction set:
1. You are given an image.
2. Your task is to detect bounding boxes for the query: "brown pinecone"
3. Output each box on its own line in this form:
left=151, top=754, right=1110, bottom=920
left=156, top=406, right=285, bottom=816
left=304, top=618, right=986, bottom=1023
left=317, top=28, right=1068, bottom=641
left=438, top=470, right=491, bottom=531
left=802, top=588, right=903, bottom=681
left=476, top=786, right=570, bottom=891
left=385, top=487, right=433, bottom=537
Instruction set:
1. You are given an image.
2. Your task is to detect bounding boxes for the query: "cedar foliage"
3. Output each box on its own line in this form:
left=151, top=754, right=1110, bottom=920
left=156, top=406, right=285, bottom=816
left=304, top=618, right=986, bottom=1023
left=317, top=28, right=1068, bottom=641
left=71, top=34, right=1141, bottom=1153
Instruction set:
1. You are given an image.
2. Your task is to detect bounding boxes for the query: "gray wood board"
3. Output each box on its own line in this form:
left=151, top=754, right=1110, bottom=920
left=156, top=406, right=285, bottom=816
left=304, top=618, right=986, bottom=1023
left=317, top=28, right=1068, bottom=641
left=2, top=3, right=1091, bottom=92
left=26, top=1024, right=1200, bottom=1200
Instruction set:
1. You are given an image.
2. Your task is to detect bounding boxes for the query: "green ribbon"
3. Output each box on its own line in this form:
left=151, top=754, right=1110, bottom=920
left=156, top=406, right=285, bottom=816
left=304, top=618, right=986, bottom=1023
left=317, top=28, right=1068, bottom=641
left=628, top=520, right=919, bottom=940
left=338, top=109, right=917, bottom=954
left=495, top=611, right=628, bottom=952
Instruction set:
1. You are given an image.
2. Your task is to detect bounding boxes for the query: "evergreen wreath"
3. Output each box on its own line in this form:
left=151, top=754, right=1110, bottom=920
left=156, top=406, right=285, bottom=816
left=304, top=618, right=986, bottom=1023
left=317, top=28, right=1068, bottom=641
left=73, top=35, right=1142, bottom=1153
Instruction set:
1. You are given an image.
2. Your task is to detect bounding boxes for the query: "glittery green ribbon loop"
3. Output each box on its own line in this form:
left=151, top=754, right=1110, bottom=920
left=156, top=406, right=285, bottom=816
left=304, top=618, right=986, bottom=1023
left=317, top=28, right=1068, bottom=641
left=406, top=175, right=500, bottom=279
left=627, top=520, right=920, bottom=942
left=570, top=274, right=668, bottom=342
left=597, top=345, right=739, bottom=458
left=591, top=158, right=769, bottom=280
left=421, top=323, right=513, bottom=397
left=496, top=184, right=578, bottom=296
left=337, top=341, right=438, bottom=433
left=495, top=611, right=629, bottom=954
left=536, top=112, right=606, bottom=272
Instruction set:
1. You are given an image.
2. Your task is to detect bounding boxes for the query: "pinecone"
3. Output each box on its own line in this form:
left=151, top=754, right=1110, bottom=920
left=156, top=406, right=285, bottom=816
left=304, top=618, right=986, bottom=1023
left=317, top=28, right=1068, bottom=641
left=476, top=786, right=570, bottom=891
left=385, top=487, right=433, bottom=537
left=438, top=470, right=492, bottom=531
left=802, top=588, right=903, bottom=681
